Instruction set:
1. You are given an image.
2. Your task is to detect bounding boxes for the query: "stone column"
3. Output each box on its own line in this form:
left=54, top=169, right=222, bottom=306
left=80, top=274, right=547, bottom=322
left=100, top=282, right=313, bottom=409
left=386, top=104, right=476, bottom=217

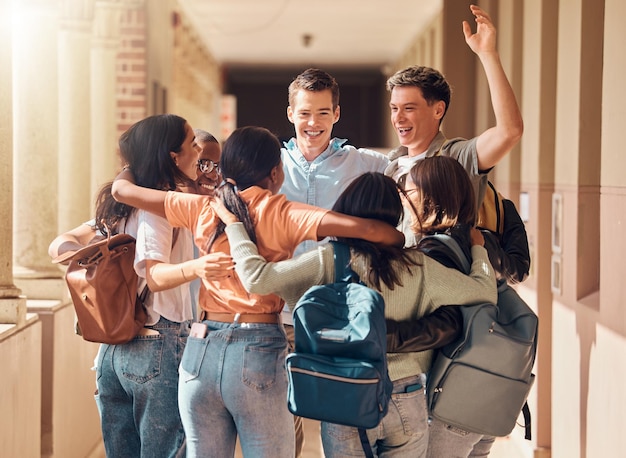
left=0, top=0, right=26, bottom=325
left=90, top=0, right=123, bottom=198
left=12, top=0, right=66, bottom=300
left=58, top=0, right=95, bottom=233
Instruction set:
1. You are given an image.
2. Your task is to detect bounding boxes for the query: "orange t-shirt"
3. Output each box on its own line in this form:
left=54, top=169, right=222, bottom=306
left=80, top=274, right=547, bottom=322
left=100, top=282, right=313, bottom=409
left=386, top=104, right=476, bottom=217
left=164, top=186, right=329, bottom=314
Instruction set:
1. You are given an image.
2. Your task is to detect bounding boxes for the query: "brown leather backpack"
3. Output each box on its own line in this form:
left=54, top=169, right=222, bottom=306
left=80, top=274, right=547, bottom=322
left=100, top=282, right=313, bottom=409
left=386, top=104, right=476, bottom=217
left=53, top=231, right=148, bottom=344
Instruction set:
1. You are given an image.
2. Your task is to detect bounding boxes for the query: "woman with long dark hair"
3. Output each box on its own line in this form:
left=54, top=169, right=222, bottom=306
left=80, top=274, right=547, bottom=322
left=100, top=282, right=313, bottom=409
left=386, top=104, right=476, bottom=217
left=49, top=115, right=230, bottom=457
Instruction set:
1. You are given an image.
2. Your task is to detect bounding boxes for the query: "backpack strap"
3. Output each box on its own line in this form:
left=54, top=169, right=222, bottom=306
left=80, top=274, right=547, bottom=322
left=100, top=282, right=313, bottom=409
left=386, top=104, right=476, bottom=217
left=522, top=401, right=532, bottom=440
left=477, top=181, right=505, bottom=235
left=358, top=428, right=374, bottom=458
left=420, top=234, right=471, bottom=274
left=330, top=241, right=359, bottom=283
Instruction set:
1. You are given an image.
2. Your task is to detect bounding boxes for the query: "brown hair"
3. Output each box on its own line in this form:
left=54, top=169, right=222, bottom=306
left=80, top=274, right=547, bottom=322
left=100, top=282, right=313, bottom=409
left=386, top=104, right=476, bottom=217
left=386, top=66, right=451, bottom=121
left=407, top=156, right=476, bottom=235
left=288, top=68, right=340, bottom=109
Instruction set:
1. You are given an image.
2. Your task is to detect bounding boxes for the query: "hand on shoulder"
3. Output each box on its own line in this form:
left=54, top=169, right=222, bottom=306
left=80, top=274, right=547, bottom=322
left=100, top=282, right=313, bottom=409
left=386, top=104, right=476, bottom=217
left=210, top=197, right=239, bottom=225
left=470, top=227, right=485, bottom=247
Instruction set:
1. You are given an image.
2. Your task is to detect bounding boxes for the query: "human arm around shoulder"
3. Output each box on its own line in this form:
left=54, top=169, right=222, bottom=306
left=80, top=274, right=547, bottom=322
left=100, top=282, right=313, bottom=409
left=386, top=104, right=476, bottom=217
left=386, top=229, right=494, bottom=353
left=48, top=222, right=99, bottom=262
left=317, top=211, right=405, bottom=247
left=422, top=230, right=497, bottom=306
left=224, top=222, right=328, bottom=306
left=111, top=168, right=168, bottom=218
left=464, top=5, right=523, bottom=170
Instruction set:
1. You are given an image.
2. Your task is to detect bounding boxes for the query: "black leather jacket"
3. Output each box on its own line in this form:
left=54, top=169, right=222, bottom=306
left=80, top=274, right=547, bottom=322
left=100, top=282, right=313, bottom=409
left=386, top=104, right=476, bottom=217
left=386, top=226, right=470, bottom=352
left=386, top=200, right=531, bottom=353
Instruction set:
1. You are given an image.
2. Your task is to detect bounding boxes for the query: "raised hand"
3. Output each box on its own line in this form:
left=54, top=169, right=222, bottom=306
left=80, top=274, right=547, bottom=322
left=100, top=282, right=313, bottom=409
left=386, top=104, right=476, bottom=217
left=462, top=4, right=497, bottom=55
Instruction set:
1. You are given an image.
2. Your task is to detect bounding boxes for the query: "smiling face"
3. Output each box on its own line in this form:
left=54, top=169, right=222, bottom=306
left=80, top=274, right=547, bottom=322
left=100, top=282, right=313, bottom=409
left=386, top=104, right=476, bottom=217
left=174, top=123, right=201, bottom=180
left=195, top=140, right=222, bottom=196
left=389, top=86, right=445, bottom=156
left=287, top=88, right=340, bottom=161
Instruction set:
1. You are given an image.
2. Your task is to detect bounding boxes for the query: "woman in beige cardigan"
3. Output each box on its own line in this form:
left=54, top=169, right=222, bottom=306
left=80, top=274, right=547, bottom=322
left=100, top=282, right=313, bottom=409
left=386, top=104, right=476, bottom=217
left=213, top=170, right=496, bottom=458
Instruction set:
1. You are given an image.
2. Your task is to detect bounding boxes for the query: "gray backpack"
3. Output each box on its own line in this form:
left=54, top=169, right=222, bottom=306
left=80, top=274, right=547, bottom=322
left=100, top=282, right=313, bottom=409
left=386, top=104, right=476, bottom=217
left=423, top=234, right=538, bottom=439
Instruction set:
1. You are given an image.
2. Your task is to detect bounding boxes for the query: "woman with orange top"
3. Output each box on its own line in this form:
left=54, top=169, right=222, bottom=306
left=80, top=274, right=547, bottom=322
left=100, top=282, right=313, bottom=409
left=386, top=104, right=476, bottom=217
left=112, top=125, right=404, bottom=457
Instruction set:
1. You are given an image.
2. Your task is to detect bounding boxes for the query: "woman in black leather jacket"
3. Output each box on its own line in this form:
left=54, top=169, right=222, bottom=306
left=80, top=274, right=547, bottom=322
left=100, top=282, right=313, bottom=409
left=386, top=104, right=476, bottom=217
left=386, top=160, right=531, bottom=354
left=385, top=156, right=532, bottom=457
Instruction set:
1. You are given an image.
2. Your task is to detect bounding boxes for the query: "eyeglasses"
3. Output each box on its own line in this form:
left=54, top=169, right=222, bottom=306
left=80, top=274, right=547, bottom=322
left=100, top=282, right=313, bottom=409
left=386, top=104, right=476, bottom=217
left=198, top=159, right=219, bottom=174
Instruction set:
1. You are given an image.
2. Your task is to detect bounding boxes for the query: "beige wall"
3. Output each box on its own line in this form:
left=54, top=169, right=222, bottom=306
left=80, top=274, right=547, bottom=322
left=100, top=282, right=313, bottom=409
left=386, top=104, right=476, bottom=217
left=146, top=0, right=222, bottom=136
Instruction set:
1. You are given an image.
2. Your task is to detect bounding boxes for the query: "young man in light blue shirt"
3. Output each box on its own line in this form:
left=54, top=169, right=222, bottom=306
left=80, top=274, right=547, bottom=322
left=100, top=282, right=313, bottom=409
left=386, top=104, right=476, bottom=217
left=281, top=68, right=390, bottom=256
left=279, top=67, right=389, bottom=457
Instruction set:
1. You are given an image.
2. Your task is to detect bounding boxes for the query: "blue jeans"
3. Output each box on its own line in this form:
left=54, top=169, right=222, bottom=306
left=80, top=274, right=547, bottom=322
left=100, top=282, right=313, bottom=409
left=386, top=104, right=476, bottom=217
left=427, top=417, right=495, bottom=458
left=178, top=320, right=295, bottom=458
left=321, top=374, right=428, bottom=457
left=94, top=317, right=189, bottom=458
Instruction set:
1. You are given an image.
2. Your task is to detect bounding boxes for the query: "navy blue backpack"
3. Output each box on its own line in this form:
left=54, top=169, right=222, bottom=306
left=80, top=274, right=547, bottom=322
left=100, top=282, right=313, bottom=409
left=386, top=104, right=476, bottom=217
left=286, top=241, right=393, bottom=432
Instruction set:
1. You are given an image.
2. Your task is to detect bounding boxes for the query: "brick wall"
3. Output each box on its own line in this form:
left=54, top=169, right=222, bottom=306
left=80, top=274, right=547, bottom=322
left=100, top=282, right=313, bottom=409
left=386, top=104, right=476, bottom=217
left=116, top=6, right=147, bottom=138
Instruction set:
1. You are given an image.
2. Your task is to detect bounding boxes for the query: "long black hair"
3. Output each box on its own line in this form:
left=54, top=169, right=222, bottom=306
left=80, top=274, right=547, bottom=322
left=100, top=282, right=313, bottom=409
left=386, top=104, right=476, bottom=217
left=333, top=172, right=420, bottom=290
left=95, top=114, right=190, bottom=235
left=94, top=181, right=130, bottom=235
left=119, top=114, right=190, bottom=191
left=207, top=126, right=283, bottom=251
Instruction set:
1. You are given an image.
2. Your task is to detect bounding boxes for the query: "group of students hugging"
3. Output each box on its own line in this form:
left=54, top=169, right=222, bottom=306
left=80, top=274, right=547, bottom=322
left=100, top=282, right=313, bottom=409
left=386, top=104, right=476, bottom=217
left=49, top=5, right=529, bottom=458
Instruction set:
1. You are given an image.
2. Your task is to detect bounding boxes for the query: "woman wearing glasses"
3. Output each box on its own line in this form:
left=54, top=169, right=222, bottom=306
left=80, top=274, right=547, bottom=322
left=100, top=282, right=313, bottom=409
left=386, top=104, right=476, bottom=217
left=48, top=115, right=231, bottom=458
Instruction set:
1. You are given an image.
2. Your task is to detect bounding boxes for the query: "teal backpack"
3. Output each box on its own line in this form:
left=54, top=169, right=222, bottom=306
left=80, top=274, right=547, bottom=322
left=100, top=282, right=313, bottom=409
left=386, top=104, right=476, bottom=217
left=286, top=241, right=393, bottom=433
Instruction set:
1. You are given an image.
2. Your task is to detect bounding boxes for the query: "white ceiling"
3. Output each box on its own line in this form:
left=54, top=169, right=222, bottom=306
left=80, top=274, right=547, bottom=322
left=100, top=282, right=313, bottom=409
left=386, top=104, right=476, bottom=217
left=178, top=0, right=442, bottom=68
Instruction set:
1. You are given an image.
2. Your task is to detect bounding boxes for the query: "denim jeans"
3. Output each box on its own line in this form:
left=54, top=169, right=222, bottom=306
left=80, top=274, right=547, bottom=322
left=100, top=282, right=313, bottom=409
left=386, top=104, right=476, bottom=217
left=94, top=317, right=189, bottom=458
left=427, top=417, right=495, bottom=458
left=178, top=320, right=295, bottom=458
left=321, top=374, right=428, bottom=457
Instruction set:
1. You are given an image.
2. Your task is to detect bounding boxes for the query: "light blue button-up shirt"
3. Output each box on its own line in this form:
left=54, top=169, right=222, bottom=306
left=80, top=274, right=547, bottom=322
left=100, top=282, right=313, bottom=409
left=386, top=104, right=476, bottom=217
left=280, top=137, right=390, bottom=256
left=279, top=137, right=390, bottom=323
